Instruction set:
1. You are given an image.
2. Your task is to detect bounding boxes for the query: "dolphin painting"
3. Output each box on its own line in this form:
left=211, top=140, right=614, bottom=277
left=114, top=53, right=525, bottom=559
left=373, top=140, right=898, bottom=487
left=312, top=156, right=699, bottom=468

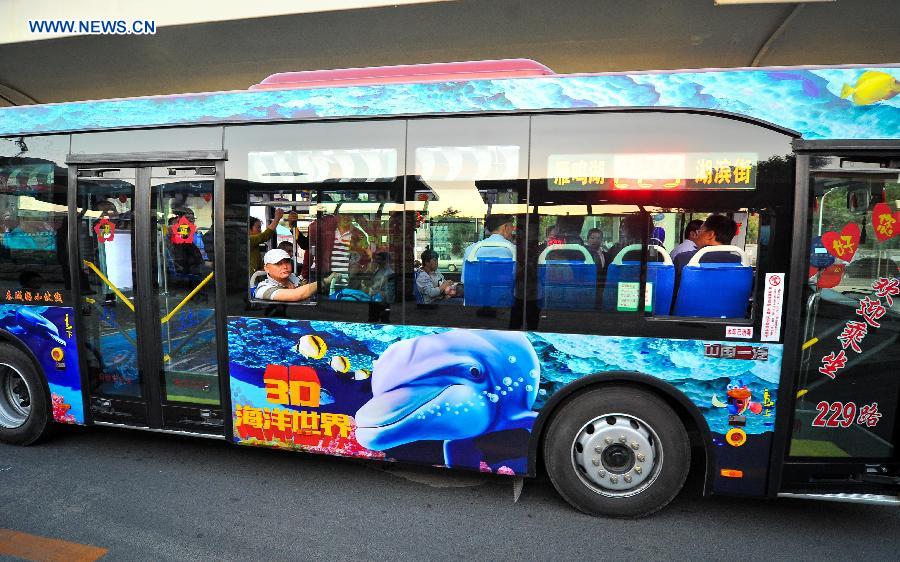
left=354, top=329, right=540, bottom=471
left=7, top=307, right=67, bottom=348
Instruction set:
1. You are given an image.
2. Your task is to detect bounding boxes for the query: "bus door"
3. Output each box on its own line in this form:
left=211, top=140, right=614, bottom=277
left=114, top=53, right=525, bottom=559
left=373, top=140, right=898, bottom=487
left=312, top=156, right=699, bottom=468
left=785, top=151, right=900, bottom=492
left=73, top=163, right=224, bottom=434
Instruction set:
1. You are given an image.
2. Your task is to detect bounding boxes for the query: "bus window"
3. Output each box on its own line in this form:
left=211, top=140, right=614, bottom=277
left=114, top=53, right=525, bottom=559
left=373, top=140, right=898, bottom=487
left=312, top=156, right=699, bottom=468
left=224, top=119, right=406, bottom=323
left=664, top=210, right=761, bottom=320
left=518, top=204, right=649, bottom=332
left=0, top=135, right=70, bottom=302
left=791, top=156, right=900, bottom=459
left=529, top=112, right=789, bottom=326
left=404, top=116, right=529, bottom=330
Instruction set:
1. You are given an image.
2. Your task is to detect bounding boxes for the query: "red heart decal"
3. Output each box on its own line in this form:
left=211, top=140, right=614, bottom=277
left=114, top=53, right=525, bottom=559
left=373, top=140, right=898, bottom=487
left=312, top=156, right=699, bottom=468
left=822, top=223, right=861, bottom=262
left=817, top=264, right=845, bottom=289
left=872, top=202, right=899, bottom=242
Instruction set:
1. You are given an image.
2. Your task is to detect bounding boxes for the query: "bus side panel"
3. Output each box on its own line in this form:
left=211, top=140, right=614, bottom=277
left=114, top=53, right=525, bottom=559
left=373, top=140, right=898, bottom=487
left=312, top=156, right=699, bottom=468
left=227, top=317, right=780, bottom=494
left=0, top=304, right=84, bottom=425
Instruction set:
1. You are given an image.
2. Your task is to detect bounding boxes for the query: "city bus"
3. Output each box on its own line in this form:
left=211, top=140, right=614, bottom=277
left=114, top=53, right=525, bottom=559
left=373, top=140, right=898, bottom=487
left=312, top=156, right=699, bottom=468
left=0, top=59, right=897, bottom=517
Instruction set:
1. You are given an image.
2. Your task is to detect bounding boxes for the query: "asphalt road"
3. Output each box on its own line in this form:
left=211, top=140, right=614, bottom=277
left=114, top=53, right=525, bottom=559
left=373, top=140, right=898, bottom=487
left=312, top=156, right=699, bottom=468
left=1, top=425, right=898, bottom=561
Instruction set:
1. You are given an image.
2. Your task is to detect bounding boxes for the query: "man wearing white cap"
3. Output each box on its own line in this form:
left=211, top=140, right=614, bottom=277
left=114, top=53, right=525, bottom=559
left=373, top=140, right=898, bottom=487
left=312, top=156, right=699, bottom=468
left=255, top=249, right=333, bottom=301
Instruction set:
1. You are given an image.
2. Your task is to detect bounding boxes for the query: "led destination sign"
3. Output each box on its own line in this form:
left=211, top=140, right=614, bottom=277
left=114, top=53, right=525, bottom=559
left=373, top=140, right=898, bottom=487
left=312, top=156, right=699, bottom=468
left=548, top=152, right=758, bottom=191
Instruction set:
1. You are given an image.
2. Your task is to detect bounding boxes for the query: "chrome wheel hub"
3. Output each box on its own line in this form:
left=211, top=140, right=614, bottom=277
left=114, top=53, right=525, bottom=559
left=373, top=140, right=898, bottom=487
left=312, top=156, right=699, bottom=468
left=0, top=364, right=31, bottom=429
left=572, top=413, right=661, bottom=496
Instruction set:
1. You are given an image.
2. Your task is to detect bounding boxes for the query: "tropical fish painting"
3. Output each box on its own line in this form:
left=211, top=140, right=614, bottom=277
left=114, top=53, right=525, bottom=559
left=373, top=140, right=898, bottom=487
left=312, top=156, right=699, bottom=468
left=840, top=71, right=900, bottom=106
left=295, top=334, right=327, bottom=359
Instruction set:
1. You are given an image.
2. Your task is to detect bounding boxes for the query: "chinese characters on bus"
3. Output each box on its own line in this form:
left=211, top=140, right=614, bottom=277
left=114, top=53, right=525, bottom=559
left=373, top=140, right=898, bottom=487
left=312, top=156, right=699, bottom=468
left=822, top=223, right=861, bottom=262
left=235, top=364, right=352, bottom=439
left=818, top=276, right=898, bottom=383
left=548, top=152, right=757, bottom=191
left=232, top=363, right=384, bottom=459
left=872, top=202, right=900, bottom=242
left=4, top=289, right=64, bottom=304
left=811, top=400, right=882, bottom=429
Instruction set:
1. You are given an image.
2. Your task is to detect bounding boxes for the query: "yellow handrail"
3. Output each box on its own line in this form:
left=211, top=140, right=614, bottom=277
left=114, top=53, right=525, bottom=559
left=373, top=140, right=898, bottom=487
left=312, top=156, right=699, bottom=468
left=82, top=260, right=135, bottom=312
left=83, top=260, right=214, bottom=325
left=160, top=271, right=214, bottom=324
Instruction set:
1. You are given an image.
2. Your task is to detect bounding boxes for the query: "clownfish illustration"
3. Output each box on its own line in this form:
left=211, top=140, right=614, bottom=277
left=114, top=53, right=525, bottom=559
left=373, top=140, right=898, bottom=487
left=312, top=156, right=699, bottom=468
left=840, top=71, right=900, bottom=106
left=295, top=334, right=327, bottom=359
left=713, top=380, right=763, bottom=416
left=330, top=355, right=351, bottom=373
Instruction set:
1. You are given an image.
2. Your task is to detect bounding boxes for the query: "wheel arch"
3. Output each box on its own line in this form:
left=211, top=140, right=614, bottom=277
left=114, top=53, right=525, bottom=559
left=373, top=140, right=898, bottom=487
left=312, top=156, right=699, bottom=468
left=528, top=371, right=715, bottom=496
left=0, top=328, right=51, bottom=398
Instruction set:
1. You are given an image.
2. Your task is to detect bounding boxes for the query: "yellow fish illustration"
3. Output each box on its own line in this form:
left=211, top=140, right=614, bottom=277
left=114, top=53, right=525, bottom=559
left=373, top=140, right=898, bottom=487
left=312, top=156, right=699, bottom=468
left=840, top=71, right=900, bottom=105
left=295, top=334, right=327, bottom=359
left=353, top=369, right=371, bottom=381
left=330, top=355, right=351, bottom=373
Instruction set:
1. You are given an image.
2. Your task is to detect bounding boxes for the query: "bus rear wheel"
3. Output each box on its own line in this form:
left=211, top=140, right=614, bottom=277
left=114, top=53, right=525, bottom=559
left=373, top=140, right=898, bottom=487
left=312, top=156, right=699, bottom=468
left=0, top=344, right=50, bottom=445
left=544, top=386, right=690, bottom=518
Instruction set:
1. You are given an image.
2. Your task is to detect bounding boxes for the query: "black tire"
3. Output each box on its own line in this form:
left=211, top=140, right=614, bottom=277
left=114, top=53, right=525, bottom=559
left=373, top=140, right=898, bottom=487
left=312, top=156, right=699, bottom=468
left=543, top=385, right=690, bottom=518
left=0, top=343, right=51, bottom=446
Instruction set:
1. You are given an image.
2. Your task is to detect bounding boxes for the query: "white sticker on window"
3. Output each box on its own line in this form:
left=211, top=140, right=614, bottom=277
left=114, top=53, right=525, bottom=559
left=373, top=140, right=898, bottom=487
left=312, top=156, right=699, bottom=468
left=616, top=282, right=653, bottom=312
left=725, top=325, right=754, bottom=339
left=761, top=273, right=786, bottom=342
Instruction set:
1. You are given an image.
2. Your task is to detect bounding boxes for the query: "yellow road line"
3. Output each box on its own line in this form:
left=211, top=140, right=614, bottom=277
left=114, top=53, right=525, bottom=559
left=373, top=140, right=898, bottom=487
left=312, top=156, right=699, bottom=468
left=801, top=337, right=819, bottom=350
left=0, top=529, right=107, bottom=562
left=83, top=260, right=135, bottom=312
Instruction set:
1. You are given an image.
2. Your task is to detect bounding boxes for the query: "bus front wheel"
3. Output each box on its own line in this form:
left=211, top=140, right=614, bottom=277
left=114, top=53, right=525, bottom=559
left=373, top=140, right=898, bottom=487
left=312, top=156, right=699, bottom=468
left=0, top=343, right=51, bottom=446
left=544, top=385, right=690, bottom=518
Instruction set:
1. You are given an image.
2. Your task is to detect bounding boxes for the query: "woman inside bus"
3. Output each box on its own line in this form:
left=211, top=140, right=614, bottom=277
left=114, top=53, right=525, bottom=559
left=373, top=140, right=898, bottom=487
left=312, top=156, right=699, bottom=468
left=248, top=208, right=285, bottom=277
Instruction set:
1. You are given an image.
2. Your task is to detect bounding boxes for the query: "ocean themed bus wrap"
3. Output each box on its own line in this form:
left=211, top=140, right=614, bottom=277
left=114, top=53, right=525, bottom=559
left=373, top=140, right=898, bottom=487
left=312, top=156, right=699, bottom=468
left=0, top=66, right=897, bottom=140
left=228, top=317, right=781, bottom=495
left=0, top=304, right=84, bottom=425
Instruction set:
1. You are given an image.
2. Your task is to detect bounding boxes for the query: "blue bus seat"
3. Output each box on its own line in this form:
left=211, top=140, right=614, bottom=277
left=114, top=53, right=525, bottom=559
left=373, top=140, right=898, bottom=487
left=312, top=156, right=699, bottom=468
left=603, top=244, right=675, bottom=314
left=248, top=270, right=266, bottom=299
left=538, top=244, right=595, bottom=309
left=673, top=245, right=752, bottom=318
left=463, top=240, right=515, bottom=307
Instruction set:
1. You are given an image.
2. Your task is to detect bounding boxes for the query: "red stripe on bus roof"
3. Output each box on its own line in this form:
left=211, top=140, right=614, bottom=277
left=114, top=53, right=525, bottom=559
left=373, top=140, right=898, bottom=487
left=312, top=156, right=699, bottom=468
left=249, top=59, right=554, bottom=90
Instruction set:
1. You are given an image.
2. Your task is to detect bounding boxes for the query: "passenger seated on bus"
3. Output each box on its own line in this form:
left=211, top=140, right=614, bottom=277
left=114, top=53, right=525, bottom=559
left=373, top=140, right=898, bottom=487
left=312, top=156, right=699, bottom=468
left=248, top=208, right=285, bottom=276
left=255, top=249, right=334, bottom=302
left=365, top=251, right=395, bottom=302
left=674, top=215, right=740, bottom=275
left=585, top=228, right=608, bottom=270
left=461, top=214, right=515, bottom=277
left=416, top=249, right=457, bottom=304
left=540, top=216, right=585, bottom=259
left=671, top=219, right=704, bottom=260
